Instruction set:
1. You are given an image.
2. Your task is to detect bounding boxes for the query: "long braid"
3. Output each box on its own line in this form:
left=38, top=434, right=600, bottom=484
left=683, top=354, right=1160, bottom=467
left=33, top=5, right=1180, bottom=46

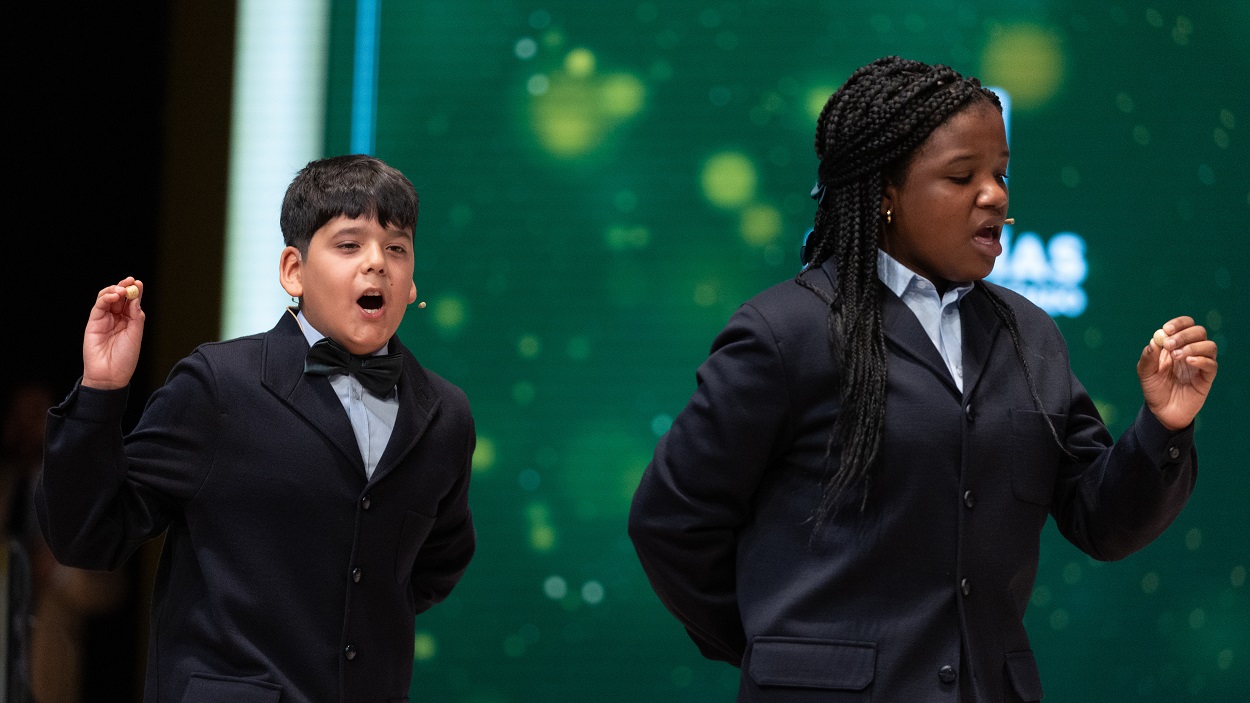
left=977, top=282, right=1078, bottom=461
left=799, top=57, right=1002, bottom=524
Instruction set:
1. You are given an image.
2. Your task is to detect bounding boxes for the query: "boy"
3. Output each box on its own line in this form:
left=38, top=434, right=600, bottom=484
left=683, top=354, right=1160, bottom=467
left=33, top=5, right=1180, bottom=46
left=37, top=155, right=476, bottom=702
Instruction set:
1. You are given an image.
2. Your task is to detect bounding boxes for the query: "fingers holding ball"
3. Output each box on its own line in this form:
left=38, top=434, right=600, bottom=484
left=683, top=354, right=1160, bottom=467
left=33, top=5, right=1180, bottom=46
left=1152, top=329, right=1167, bottom=348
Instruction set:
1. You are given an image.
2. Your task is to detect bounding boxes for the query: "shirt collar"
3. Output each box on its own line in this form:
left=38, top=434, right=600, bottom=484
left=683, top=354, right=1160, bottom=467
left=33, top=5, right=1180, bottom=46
left=876, top=249, right=974, bottom=302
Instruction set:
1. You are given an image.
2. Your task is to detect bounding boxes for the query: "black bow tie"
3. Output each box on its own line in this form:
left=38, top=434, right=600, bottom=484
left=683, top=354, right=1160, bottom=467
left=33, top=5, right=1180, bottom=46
left=304, top=338, right=402, bottom=397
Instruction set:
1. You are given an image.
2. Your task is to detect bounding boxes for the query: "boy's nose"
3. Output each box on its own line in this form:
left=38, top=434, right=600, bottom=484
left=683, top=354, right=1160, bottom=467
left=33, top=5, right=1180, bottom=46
left=362, top=243, right=386, bottom=272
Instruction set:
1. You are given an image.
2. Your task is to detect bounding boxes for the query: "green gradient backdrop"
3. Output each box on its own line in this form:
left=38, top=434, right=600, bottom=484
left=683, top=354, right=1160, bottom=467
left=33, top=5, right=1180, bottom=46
left=322, top=2, right=1246, bottom=700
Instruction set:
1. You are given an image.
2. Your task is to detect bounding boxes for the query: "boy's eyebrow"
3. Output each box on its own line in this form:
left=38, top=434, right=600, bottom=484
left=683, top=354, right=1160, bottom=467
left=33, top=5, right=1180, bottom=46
left=328, top=224, right=413, bottom=238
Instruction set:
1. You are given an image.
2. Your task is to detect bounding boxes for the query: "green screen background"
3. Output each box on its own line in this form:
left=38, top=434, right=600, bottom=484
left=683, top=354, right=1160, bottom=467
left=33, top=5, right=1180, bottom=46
left=321, top=2, right=1246, bottom=700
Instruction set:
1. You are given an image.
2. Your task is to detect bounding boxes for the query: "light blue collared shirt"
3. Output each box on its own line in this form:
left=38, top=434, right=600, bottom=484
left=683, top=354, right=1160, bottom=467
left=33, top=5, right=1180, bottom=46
left=876, top=250, right=974, bottom=392
left=296, top=311, right=399, bottom=480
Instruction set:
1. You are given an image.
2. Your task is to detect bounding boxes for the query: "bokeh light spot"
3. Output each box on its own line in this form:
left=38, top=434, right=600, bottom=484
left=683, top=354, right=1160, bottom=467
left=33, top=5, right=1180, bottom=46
left=518, top=468, right=541, bottom=491
left=740, top=204, right=783, bottom=246
left=1093, top=400, right=1117, bottom=426
left=1206, top=310, right=1222, bottom=331
left=701, top=152, right=757, bottom=209
left=980, top=24, right=1065, bottom=111
left=806, top=87, right=836, bottom=122
left=1031, top=585, right=1052, bottom=607
left=1062, top=562, right=1082, bottom=585
left=527, top=502, right=557, bottom=552
left=432, top=295, right=467, bottom=331
left=601, top=73, right=646, bottom=117
left=651, top=413, right=673, bottom=437
left=1141, top=572, right=1160, bottom=594
left=530, top=524, right=556, bottom=551
left=564, top=47, right=595, bottom=77
left=472, top=436, right=496, bottom=472
left=413, top=632, right=437, bottom=661
left=581, top=580, right=605, bottom=604
left=515, top=37, right=537, bottom=60
left=693, top=281, right=719, bottom=307
left=1172, top=16, right=1193, bottom=45
left=1231, top=565, right=1246, bottom=587
left=1217, top=649, right=1234, bottom=671
left=605, top=225, right=650, bottom=251
left=1185, top=527, right=1202, bottom=550
left=1188, top=608, right=1206, bottom=629
left=527, top=74, right=550, bottom=96
left=532, top=77, right=601, bottom=156
left=1049, top=608, right=1070, bottom=630
left=518, top=334, right=542, bottom=359
left=543, top=575, right=568, bottom=599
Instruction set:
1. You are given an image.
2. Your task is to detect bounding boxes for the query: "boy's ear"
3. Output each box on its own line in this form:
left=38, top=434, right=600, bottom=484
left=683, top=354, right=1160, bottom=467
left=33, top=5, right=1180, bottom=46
left=279, top=246, right=304, bottom=298
left=406, top=279, right=417, bottom=305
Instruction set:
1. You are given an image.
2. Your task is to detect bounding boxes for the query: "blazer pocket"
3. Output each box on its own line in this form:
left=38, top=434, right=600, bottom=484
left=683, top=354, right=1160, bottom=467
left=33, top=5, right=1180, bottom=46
left=1004, top=650, right=1044, bottom=702
left=748, top=637, right=876, bottom=691
left=181, top=674, right=282, bottom=703
left=395, top=510, right=436, bottom=584
left=1009, top=409, right=1067, bottom=506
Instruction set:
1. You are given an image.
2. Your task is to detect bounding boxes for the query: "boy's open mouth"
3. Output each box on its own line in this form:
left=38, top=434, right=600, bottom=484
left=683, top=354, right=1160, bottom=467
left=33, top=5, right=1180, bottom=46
left=358, top=294, right=384, bottom=310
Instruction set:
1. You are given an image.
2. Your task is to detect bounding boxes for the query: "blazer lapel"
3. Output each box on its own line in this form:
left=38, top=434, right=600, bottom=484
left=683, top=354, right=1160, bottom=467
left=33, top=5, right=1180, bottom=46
left=370, top=340, right=442, bottom=485
left=817, top=259, right=959, bottom=394
left=261, top=311, right=364, bottom=472
left=960, top=285, right=1005, bottom=402
left=881, top=287, right=961, bottom=396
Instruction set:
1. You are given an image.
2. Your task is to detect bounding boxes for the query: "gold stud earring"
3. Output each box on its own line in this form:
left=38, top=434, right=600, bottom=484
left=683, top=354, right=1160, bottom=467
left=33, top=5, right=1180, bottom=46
left=884, top=208, right=893, bottom=225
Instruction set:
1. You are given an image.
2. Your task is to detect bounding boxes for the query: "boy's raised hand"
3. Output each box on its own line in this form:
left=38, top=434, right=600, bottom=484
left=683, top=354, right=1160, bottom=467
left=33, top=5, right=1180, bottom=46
left=82, top=277, right=146, bottom=390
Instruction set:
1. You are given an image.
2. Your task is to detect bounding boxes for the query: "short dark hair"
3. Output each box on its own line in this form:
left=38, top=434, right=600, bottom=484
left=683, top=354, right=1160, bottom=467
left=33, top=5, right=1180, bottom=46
left=280, top=154, right=419, bottom=254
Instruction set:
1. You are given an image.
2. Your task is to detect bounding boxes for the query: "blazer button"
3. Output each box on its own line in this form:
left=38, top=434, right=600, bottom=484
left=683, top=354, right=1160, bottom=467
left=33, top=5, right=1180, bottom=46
left=1167, top=446, right=1181, bottom=460
left=352, top=567, right=362, bottom=583
left=961, top=578, right=971, bottom=597
left=361, top=494, right=372, bottom=510
left=963, top=490, right=975, bottom=508
left=964, top=404, right=975, bottom=421
left=938, top=665, right=957, bottom=684
left=344, top=644, right=357, bottom=661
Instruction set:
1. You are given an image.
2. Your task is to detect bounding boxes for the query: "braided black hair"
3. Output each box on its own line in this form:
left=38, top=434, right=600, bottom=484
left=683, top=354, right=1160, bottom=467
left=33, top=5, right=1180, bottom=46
left=799, top=56, right=1063, bottom=525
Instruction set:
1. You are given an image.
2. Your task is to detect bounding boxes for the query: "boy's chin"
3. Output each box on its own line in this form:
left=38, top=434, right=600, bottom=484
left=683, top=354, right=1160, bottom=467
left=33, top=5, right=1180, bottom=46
left=339, top=327, right=401, bottom=355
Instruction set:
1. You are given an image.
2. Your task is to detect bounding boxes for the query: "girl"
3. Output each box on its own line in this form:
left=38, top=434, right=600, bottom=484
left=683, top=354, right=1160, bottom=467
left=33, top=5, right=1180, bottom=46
left=629, top=56, right=1217, bottom=703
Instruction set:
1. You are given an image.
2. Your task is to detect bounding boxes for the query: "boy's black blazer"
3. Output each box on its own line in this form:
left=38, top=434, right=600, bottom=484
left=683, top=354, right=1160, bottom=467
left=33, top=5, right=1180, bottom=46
left=629, top=259, right=1196, bottom=703
left=38, top=311, right=476, bottom=703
